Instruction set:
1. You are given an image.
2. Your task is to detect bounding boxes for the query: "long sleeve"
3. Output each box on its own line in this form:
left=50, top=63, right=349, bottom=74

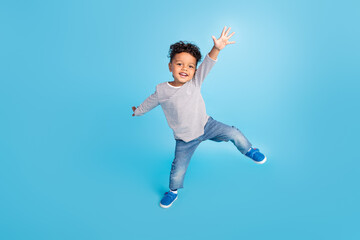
left=193, top=54, right=217, bottom=87
left=134, top=90, right=160, bottom=116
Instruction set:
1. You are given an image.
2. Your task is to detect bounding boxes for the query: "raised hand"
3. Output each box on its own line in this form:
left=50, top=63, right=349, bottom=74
left=211, top=26, right=235, bottom=51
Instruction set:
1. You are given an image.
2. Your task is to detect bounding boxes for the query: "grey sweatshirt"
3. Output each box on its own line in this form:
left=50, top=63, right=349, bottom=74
left=134, top=54, right=217, bottom=142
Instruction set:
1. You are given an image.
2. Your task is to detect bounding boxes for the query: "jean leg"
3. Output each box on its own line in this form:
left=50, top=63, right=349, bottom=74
left=169, top=138, right=201, bottom=190
left=206, top=118, right=252, bottom=154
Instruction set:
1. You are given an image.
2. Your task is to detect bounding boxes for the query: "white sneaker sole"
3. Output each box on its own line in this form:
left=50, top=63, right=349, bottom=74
left=254, top=156, right=267, bottom=164
left=159, top=196, right=178, bottom=208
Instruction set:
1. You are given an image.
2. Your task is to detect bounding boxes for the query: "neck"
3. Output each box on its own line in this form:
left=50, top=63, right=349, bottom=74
left=169, top=81, right=185, bottom=87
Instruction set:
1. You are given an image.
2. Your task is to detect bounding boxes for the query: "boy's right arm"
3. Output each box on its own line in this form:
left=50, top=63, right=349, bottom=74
left=132, top=90, right=159, bottom=117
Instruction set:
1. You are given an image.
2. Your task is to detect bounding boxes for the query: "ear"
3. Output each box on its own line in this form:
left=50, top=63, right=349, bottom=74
left=168, top=62, right=172, bottom=72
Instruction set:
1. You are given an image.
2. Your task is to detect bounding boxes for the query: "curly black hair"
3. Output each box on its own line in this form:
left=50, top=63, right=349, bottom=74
left=168, top=41, right=202, bottom=65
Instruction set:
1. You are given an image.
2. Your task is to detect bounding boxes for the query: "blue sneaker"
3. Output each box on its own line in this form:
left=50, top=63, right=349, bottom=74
left=160, top=191, right=178, bottom=208
left=245, top=148, right=267, bottom=164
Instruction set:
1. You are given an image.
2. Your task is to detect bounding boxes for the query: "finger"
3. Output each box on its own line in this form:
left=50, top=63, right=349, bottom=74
left=212, top=35, right=217, bottom=42
left=227, top=41, right=236, bottom=45
left=227, top=32, right=235, bottom=39
left=221, top=26, right=226, bottom=37
left=225, top=27, right=231, bottom=36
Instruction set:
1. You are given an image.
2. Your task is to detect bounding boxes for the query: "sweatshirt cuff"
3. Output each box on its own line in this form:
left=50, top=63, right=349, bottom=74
left=206, top=53, right=217, bottom=62
left=134, top=108, right=141, bottom=116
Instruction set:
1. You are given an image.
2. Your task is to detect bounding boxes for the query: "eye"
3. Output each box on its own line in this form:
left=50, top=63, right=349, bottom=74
left=189, top=66, right=194, bottom=68
left=177, top=63, right=182, bottom=66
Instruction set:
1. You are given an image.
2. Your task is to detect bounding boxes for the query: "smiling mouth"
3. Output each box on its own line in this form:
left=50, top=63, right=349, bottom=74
left=179, top=73, right=188, bottom=77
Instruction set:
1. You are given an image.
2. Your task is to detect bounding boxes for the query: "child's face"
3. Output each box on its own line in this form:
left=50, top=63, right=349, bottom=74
left=168, top=52, right=197, bottom=85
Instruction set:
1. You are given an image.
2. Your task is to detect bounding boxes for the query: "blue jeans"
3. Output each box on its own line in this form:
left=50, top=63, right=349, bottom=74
left=169, top=116, right=252, bottom=190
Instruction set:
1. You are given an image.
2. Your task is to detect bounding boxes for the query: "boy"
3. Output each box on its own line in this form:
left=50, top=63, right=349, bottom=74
left=131, top=26, right=267, bottom=208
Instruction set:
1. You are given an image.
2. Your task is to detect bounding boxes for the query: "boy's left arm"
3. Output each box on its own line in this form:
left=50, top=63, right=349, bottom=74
left=194, top=26, right=235, bottom=86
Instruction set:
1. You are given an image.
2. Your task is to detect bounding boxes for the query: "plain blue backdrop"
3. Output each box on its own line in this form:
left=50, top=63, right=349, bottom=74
left=1, top=0, right=359, bottom=239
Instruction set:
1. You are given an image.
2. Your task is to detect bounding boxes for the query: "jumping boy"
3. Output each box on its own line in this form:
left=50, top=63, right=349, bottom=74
left=131, top=26, right=267, bottom=208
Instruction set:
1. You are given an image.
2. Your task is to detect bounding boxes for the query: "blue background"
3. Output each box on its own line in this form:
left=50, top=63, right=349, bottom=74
left=1, top=0, right=359, bottom=239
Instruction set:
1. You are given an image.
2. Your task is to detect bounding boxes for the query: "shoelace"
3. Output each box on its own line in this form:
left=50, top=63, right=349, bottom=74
left=247, top=149, right=262, bottom=160
left=249, top=148, right=260, bottom=156
left=164, top=192, right=177, bottom=199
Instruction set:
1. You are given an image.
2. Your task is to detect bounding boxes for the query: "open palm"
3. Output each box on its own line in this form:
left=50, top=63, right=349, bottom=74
left=212, top=26, right=235, bottom=50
